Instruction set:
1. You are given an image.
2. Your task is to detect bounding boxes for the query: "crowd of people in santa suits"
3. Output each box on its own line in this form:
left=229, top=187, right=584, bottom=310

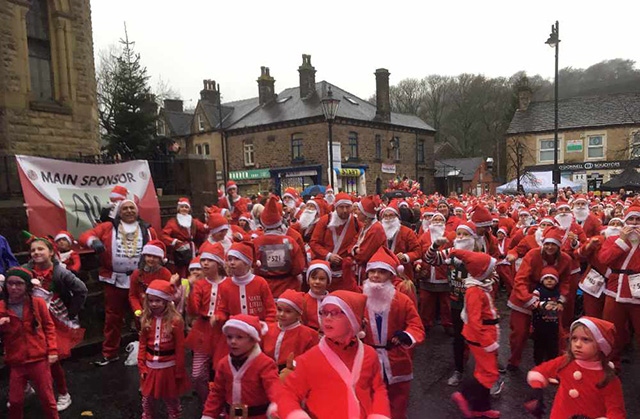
left=0, top=180, right=634, bottom=418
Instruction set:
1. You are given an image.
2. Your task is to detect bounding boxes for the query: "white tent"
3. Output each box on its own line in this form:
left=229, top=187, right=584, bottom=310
left=496, top=171, right=583, bottom=194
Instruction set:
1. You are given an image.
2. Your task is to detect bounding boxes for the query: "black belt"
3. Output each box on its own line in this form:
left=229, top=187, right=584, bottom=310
left=482, top=318, right=500, bottom=325
left=369, top=343, right=394, bottom=350
left=146, top=347, right=175, bottom=357
left=465, top=340, right=481, bottom=347
left=224, top=402, right=269, bottom=417
left=612, top=269, right=638, bottom=275
left=264, top=273, right=290, bottom=280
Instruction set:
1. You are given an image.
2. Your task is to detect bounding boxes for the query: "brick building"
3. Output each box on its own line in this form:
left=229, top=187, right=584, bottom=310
left=506, top=90, right=640, bottom=192
left=0, top=0, right=100, bottom=157
left=435, top=157, right=498, bottom=196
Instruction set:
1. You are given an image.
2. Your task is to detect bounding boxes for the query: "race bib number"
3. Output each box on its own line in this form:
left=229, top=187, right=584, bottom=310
left=628, top=273, right=640, bottom=299
left=265, top=249, right=286, bottom=268
left=579, top=268, right=606, bottom=298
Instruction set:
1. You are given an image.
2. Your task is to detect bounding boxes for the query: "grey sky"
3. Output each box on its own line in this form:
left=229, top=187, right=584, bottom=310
left=91, top=0, right=640, bottom=106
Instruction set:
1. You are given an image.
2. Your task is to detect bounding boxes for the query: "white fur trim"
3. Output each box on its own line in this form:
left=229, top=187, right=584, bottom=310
left=209, top=224, right=229, bottom=234
left=456, top=224, right=476, bottom=237
left=142, top=244, right=164, bottom=258
left=366, top=260, right=396, bottom=276
left=109, top=191, right=127, bottom=200
left=321, top=295, right=360, bottom=336
left=266, top=403, right=278, bottom=418
left=335, top=199, right=352, bottom=207
left=189, top=262, right=202, bottom=270
left=478, top=257, right=497, bottom=281
left=54, top=233, right=73, bottom=243
left=146, top=288, right=172, bottom=301
left=199, top=252, right=225, bottom=266
left=227, top=249, right=252, bottom=267
left=357, top=202, right=376, bottom=219
left=383, top=207, right=399, bottom=217
left=306, top=263, right=332, bottom=284
left=474, top=220, right=492, bottom=228
left=285, top=409, right=312, bottom=419
left=543, top=238, right=562, bottom=247
left=624, top=210, right=640, bottom=221
left=615, top=238, right=630, bottom=252
left=223, top=318, right=262, bottom=342
left=572, top=318, right=612, bottom=356
left=526, top=370, right=548, bottom=387
left=277, top=297, right=303, bottom=314
left=483, top=342, right=499, bottom=352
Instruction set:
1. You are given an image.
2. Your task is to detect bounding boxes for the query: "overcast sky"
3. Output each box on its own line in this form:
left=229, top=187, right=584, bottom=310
left=91, top=0, right=640, bottom=106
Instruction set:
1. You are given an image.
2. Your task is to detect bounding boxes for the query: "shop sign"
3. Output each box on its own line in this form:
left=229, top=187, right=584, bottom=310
left=526, top=159, right=635, bottom=172
left=284, top=170, right=317, bottom=178
left=229, top=169, right=271, bottom=181
left=336, top=168, right=362, bottom=177
left=381, top=163, right=396, bottom=174
left=566, top=139, right=583, bottom=153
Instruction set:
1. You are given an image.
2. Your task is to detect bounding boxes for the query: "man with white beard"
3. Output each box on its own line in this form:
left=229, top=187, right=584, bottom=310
left=381, top=200, right=422, bottom=280
left=296, top=198, right=325, bottom=243
left=571, top=194, right=602, bottom=238
left=161, top=197, right=207, bottom=277
left=310, top=193, right=362, bottom=291
left=362, top=246, right=425, bottom=419
left=282, top=187, right=300, bottom=225
left=323, top=184, right=335, bottom=206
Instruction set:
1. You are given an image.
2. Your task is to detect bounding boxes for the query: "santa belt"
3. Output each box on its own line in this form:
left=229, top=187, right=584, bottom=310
left=368, top=343, right=395, bottom=350
left=224, top=402, right=269, bottom=416
left=146, top=347, right=175, bottom=357
left=482, top=318, right=500, bottom=325
left=263, top=273, right=290, bottom=280
left=611, top=269, right=638, bottom=275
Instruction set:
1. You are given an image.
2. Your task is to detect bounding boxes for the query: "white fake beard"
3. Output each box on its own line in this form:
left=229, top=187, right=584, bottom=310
left=421, top=219, right=430, bottom=231
left=298, top=209, right=318, bottom=230
left=121, top=221, right=138, bottom=234
left=573, top=208, right=589, bottom=223
left=382, top=218, right=401, bottom=240
left=363, top=280, right=396, bottom=313
left=177, top=213, right=192, bottom=228
left=603, top=227, right=621, bottom=239
left=555, top=213, right=573, bottom=230
left=325, top=193, right=335, bottom=205
left=327, top=211, right=348, bottom=229
left=625, top=225, right=640, bottom=244
left=284, top=199, right=296, bottom=210
left=428, top=224, right=445, bottom=240
left=454, top=237, right=475, bottom=251
left=535, top=228, right=544, bottom=246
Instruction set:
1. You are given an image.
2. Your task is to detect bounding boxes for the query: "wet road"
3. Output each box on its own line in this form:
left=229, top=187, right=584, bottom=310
left=2, top=296, right=639, bottom=418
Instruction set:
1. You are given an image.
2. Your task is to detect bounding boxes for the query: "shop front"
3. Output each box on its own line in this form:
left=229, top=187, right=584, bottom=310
left=526, top=159, right=639, bottom=192
left=334, top=166, right=367, bottom=195
left=271, top=165, right=322, bottom=196
left=229, top=168, right=272, bottom=195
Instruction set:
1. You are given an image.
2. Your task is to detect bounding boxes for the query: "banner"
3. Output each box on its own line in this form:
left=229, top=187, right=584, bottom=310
left=16, top=155, right=161, bottom=239
left=381, top=163, right=396, bottom=174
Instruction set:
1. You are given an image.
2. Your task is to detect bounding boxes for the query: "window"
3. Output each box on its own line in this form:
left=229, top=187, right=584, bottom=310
left=348, top=132, right=359, bottom=159
left=539, top=138, right=559, bottom=162
left=393, top=137, right=400, bottom=160
left=198, top=114, right=205, bottom=132
left=291, top=134, right=303, bottom=161
left=587, top=135, right=604, bottom=159
left=203, top=143, right=210, bottom=155
left=27, top=0, right=53, bottom=101
left=632, top=131, right=640, bottom=158
left=375, top=135, right=382, bottom=159
left=243, top=141, right=255, bottom=166
left=417, top=139, right=425, bottom=163
left=196, top=144, right=202, bottom=155
left=156, top=120, right=165, bottom=136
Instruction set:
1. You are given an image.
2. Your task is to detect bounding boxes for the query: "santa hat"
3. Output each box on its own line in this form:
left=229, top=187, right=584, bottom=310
left=222, top=314, right=268, bottom=342
left=207, top=213, right=229, bottom=234
left=142, top=239, right=166, bottom=261
left=357, top=195, right=377, bottom=219
left=306, top=260, right=332, bottom=284
left=398, top=200, right=409, bottom=210
left=383, top=200, right=401, bottom=217
left=431, top=212, right=446, bottom=222
left=226, top=180, right=237, bottom=191
left=277, top=289, right=304, bottom=314
left=538, top=217, right=557, bottom=226
left=260, top=196, right=283, bottom=229
left=422, top=207, right=436, bottom=218
left=572, top=194, right=588, bottom=205
left=448, top=249, right=496, bottom=281
left=456, top=220, right=477, bottom=237
left=188, top=256, right=202, bottom=270
left=366, top=246, right=404, bottom=276
left=556, top=199, right=571, bottom=210
left=518, top=208, right=531, bottom=216
left=471, top=205, right=493, bottom=228
left=117, top=198, right=138, bottom=213
left=145, top=279, right=175, bottom=302
left=624, top=200, right=640, bottom=222
left=238, top=212, right=252, bottom=224
left=496, top=227, right=509, bottom=237
left=320, top=290, right=368, bottom=339
left=571, top=316, right=616, bottom=356
left=497, top=204, right=508, bottom=214
left=54, top=230, right=76, bottom=244
left=608, top=217, right=623, bottom=225
left=542, top=226, right=564, bottom=246
left=110, top=185, right=129, bottom=201
left=177, top=197, right=191, bottom=208
left=282, top=187, right=299, bottom=201
left=199, top=242, right=225, bottom=266
left=334, top=192, right=353, bottom=207
left=540, top=266, right=559, bottom=284
left=227, top=241, right=255, bottom=267
left=325, top=185, right=334, bottom=194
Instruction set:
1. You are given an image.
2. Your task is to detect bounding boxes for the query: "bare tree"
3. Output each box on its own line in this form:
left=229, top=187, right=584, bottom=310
left=153, top=75, right=181, bottom=108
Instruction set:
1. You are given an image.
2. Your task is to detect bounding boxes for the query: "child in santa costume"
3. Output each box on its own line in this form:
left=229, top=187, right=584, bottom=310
left=215, top=241, right=277, bottom=323
left=0, top=267, right=59, bottom=419
left=201, top=314, right=281, bottom=419
left=301, top=260, right=331, bottom=331
left=185, top=242, right=227, bottom=402
left=263, top=289, right=319, bottom=372
left=138, top=280, right=189, bottom=419
left=525, top=317, right=626, bottom=419
left=172, top=256, right=203, bottom=323
left=161, top=197, right=207, bottom=278
left=129, top=240, right=173, bottom=319
left=532, top=266, right=561, bottom=365
left=447, top=249, right=501, bottom=419
left=277, top=290, right=391, bottom=419
left=53, top=231, right=81, bottom=273
left=351, top=195, right=387, bottom=285
left=362, top=247, right=425, bottom=419
left=25, top=236, right=87, bottom=412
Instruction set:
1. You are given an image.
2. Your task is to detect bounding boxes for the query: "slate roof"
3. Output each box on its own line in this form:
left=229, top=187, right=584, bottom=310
left=225, top=81, right=435, bottom=132
left=164, top=111, right=192, bottom=136
left=507, top=92, right=640, bottom=135
left=434, top=157, right=484, bottom=181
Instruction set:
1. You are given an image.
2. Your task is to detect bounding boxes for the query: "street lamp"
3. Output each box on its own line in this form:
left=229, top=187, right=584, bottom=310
left=321, top=86, right=341, bottom=189
left=546, top=21, right=560, bottom=199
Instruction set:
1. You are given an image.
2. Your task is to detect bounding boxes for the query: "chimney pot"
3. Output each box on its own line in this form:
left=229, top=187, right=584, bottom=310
left=374, top=68, right=391, bottom=122
left=257, top=66, right=276, bottom=105
left=298, top=53, right=317, bottom=99
left=200, top=79, right=221, bottom=104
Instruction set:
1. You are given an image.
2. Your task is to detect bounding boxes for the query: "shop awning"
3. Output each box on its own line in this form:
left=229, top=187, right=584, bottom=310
left=334, top=168, right=364, bottom=177
left=229, top=169, right=271, bottom=181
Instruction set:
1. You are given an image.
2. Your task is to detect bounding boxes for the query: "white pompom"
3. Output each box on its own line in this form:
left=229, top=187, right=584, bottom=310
left=573, top=371, right=582, bottom=381
left=255, top=260, right=261, bottom=268
left=397, top=265, right=405, bottom=275
left=608, top=361, right=615, bottom=370
left=0, top=274, right=5, bottom=283
left=31, top=278, right=41, bottom=287
left=568, top=389, right=579, bottom=398
left=357, top=330, right=366, bottom=339
left=260, top=321, right=269, bottom=336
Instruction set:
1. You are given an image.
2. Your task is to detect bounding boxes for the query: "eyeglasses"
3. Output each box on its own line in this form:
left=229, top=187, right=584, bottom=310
left=318, top=309, right=345, bottom=318
left=6, top=281, right=26, bottom=287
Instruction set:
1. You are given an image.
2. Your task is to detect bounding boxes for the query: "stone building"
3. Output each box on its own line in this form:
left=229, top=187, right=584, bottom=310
left=506, top=90, right=640, bottom=192
left=0, top=0, right=100, bottom=157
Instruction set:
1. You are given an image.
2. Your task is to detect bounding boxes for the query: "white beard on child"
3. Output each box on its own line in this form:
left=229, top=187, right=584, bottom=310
left=363, top=280, right=396, bottom=313
left=454, top=237, right=475, bottom=251
left=382, top=218, right=401, bottom=240
left=177, top=213, right=192, bottom=228
left=429, top=224, right=445, bottom=240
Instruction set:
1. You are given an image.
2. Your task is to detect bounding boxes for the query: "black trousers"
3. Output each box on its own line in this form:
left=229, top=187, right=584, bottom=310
left=532, top=321, right=559, bottom=365
left=452, top=307, right=465, bottom=373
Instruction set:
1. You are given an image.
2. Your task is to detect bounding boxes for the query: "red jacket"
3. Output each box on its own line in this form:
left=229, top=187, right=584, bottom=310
left=59, top=250, right=81, bottom=273
left=0, top=297, right=58, bottom=365
left=253, top=232, right=305, bottom=298
left=263, top=322, right=319, bottom=368
left=309, top=213, right=360, bottom=262
left=185, top=277, right=227, bottom=358
left=218, top=195, right=249, bottom=224
left=301, top=291, right=326, bottom=330
left=462, top=285, right=499, bottom=351
left=128, top=267, right=172, bottom=313
left=216, top=274, right=277, bottom=323
left=387, top=225, right=422, bottom=279
left=137, top=317, right=186, bottom=378
left=599, top=236, right=640, bottom=304
left=161, top=217, right=207, bottom=257
left=576, top=213, right=603, bottom=239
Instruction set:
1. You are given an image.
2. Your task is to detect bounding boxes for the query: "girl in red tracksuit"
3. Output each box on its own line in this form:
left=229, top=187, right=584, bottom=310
left=0, top=267, right=59, bottom=419
left=138, top=280, right=189, bottom=419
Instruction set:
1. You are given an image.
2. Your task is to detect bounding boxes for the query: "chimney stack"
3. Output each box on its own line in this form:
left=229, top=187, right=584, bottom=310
left=164, top=99, right=184, bottom=113
left=518, top=87, right=532, bottom=111
left=200, top=80, right=221, bottom=105
left=257, top=66, right=276, bottom=105
left=298, top=54, right=316, bottom=99
left=374, top=68, right=391, bottom=122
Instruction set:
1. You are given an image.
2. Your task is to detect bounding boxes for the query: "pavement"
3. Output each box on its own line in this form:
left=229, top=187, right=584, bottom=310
left=1, top=295, right=639, bottom=418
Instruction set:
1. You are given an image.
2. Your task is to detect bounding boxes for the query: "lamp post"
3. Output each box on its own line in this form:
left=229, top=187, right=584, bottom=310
left=546, top=21, right=560, bottom=198
left=321, top=86, right=341, bottom=189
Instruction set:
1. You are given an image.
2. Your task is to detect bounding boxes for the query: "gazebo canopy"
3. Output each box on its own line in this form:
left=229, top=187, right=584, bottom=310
left=600, top=167, right=640, bottom=191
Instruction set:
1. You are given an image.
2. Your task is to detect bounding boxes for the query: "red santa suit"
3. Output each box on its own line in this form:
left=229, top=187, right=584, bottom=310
left=386, top=225, right=421, bottom=280
left=186, top=277, right=227, bottom=362
left=527, top=356, right=625, bottom=419
left=161, top=216, right=207, bottom=276
left=218, top=195, right=249, bottom=225
left=301, top=291, right=326, bottom=331
left=58, top=250, right=81, bottom=273
left=128, top=267, right=172, bottom=314
left=495, top=234, right=514, bottom=294
left=253, top=231, right=306, bottom=298
left=79, top=220, right=157, bottom=359
left=202, top=345, right=281, bottom=419
left=444, top=214, right=461, bottom=233
left=351, top=220, right=387, bottom=284
left=575, top=212, right=603, bottom=239
left=575, top=236, right=608, bottom=318
left=277, top=338, right=391, bottom=419
left=263, top=321, right=319, bottom=370
left=216, top=273, right=277, bottom=323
